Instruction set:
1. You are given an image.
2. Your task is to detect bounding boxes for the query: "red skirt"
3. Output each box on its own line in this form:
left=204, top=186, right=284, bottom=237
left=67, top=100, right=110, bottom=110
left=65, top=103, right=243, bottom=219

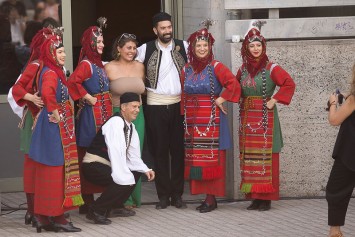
left=189, top=151, right=226, bottom=197
left=23, top=154, right=36, bottom=193
left=246, top=153, right=280, bottom=200
left=33, top=161, right=77, bottom=216
left=77, top=146, right=105, bottom=194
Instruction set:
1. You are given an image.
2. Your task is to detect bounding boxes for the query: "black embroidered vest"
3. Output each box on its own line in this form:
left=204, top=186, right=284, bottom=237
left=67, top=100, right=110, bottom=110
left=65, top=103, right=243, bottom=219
left=143, top=39, right=187, bottom=89
left=86, top=112, right=133, bottom=162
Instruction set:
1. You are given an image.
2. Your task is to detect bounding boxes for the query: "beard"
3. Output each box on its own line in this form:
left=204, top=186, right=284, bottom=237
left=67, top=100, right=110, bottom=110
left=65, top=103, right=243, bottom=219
left=158, top=32, right=172, bottom=44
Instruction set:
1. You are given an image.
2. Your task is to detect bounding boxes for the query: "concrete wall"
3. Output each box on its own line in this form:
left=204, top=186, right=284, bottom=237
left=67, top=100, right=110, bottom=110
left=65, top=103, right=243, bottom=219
left=231, top=39, right=355, bottom=198
left=182, top=0, right=231, bottom=67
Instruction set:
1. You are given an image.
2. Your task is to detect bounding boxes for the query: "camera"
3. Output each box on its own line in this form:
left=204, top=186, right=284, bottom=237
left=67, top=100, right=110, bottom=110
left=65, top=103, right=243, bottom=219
left=326, top=89, right=344, bottom=111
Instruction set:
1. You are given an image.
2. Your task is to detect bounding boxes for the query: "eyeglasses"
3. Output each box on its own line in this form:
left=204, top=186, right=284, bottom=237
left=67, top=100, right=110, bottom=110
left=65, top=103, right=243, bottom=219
left=117, top=33, right=137, bottom=43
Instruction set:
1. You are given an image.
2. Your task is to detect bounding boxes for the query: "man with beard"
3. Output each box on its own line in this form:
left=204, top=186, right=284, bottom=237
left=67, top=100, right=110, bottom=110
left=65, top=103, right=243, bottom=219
left=136, top=12, right=188, bottom=210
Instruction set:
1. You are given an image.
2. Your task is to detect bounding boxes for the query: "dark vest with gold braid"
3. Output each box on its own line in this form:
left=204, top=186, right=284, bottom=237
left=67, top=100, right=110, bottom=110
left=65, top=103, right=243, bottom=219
left=143, top=39, right=187, bottom=89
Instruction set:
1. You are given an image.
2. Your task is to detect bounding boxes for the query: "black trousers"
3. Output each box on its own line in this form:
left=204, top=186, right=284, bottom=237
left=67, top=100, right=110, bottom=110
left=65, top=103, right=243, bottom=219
left=326, top=158, right=355, bottom=226
left=82, top=162, right=141, bottom=215
left=144, top=102, right=185, bottom=200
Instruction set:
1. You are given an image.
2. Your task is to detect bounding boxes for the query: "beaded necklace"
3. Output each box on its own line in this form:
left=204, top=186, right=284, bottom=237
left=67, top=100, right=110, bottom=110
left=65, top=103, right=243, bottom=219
left=59, top=78, right=75, bottom=139
left=94, top=64, right=110, bottom=122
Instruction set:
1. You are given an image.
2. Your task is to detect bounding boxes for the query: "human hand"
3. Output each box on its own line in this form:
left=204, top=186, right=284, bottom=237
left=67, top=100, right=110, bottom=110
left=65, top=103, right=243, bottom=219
left=84, top=94, right=97, bottom=105
left=145, top=170, right=155, bottom=181
left=215, top=97, right=227, bottom=114
left=329, top=92, right=338, bottom=105
left=48, top=114, right=60, bottom=123
left=31, top=92, right=44, bottom=108
left=266, top=98, right=277, bottom=110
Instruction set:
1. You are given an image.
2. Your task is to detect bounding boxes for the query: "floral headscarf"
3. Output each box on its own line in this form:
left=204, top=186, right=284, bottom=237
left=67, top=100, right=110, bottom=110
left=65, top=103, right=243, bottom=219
left=187, top=28, right=215, bottom=74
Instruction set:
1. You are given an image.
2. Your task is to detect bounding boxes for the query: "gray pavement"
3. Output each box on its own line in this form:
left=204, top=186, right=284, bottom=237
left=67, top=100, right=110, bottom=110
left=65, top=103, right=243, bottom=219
left=1, top=191, right=354, bottom=237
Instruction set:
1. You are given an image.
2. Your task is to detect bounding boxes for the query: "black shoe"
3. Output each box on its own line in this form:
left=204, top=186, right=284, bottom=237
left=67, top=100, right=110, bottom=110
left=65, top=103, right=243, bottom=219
left=196, top=202, right=206, bottom=210
left=86, top=208, right=112, bottom=225
left=171, top=197, right=187, bottom=209
left=79, top=204, right=89, bottom=214
left=25, top=211, right=33, bottom=225
left=53, top=222, right=81, bottom=232
left=199, top=202, right=217, bottom=213
left=108, top=208, right=136, bottom=218
left=247, top=199, right=261, bottom=210
left=258, top=200, right=271, bottom=211
left=34, top=217, right=54, bottom=233
left=155, top=199, right=170, bottom=209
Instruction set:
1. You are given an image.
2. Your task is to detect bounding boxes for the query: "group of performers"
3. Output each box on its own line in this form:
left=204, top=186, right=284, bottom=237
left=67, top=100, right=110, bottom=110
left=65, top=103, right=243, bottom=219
left=8, top=12, right=296, bottom=233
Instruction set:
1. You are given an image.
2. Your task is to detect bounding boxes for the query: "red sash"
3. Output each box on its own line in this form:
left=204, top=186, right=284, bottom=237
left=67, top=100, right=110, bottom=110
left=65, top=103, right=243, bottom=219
left=58, top=101, right=84, bottom=207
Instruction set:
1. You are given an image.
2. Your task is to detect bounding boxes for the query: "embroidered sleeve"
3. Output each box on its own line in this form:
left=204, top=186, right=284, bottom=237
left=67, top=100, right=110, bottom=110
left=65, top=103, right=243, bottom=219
left=41, top=71, right=58, bottom=112
left=12, top=62, right=39, bottom=106
left=214, top=61, right=241, bottom=103
left=67, top=61, right=92, bottom=101
left=270, top=64, right=296, bottom=105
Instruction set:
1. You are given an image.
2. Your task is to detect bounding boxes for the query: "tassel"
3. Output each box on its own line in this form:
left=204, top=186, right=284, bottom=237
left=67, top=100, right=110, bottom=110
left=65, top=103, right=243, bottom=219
left=189, top=166, right=202, bottom=180
left=62, top=196, right=73, bottom=208
left=201, top=166, right=223, bottom=180
left=240, top=183, right=253, bottom=193
left=184, top=166, right=190, bottom=180
left=251, top=183, right=275, bottom=193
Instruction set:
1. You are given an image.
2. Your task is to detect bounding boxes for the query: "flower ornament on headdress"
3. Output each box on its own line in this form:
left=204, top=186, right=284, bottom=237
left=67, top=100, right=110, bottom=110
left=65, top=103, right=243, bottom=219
left=78, top=17, right=107, bottom=68
left=241, top=20, right=269, bottom=78
left=187, top=27, right=215, bottom=74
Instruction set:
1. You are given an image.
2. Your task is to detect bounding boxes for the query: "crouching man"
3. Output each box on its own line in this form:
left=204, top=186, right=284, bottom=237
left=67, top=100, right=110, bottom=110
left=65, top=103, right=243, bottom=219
left=82, top=92, right=155, bottom=225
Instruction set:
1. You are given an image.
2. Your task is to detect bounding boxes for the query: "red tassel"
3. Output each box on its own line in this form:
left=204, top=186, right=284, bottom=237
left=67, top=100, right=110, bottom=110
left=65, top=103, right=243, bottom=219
left=62, top=197, right=73, bottom=208
left=184, top=167, right=190, bottom=180
left=250, top=184, right=276, bottom=194
left=201, top=166, right=223, bottom=180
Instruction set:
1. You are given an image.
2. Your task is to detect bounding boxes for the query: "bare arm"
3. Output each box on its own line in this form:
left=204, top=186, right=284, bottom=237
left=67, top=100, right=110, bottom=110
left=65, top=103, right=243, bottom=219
left=328, top=94, right=355, bottom=126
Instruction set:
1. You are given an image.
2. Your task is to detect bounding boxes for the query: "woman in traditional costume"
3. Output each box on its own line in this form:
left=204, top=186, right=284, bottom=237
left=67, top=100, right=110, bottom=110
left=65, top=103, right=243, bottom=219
left=105, top=33, right=145, bottom=211
left=181, top=28, right=240, bottom=213
left=29, top=35, right=83, bottom=233
left=67, top=17, right=112, bottom=213
left=236, top=21, right=295, bottom=211
left=326, top=63, right=355, bottom=237
left=9, top=27, right=52, bottom=226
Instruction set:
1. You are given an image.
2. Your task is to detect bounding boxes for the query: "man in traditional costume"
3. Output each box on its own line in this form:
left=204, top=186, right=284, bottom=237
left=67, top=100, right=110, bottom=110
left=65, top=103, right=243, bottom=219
left=136, top=12, right=188, bottom=210
left=82, top=92, right=155, bottom=225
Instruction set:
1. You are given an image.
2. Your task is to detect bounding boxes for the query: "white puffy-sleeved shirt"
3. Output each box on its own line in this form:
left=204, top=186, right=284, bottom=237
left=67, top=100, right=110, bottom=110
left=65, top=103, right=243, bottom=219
left=102, top=116, right=150, bottom=185
left=136, top=40, right=189, bottom=96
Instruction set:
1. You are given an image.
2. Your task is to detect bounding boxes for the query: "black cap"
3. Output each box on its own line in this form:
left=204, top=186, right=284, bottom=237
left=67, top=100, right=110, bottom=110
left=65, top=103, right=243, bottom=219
left=152, top=12, right=171, bottom=26
left=120, top=92, right=140, bottom=104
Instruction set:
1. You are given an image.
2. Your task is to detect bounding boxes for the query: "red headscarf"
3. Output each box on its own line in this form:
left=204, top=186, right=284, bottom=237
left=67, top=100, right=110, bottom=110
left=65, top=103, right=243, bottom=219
left=28, top=27, right=54, bottom=63
left=187, top=28, right=215, bottom=74
left=39, top=35, right=66, bottom=85
left=78, top=26, right=103, bottom=68
left=241, top=27, right=269, bottom=78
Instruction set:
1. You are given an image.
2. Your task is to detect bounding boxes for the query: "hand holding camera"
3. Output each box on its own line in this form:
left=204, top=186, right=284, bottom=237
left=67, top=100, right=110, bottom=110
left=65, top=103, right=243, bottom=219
left=326, top=89, right=344, bottom=111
